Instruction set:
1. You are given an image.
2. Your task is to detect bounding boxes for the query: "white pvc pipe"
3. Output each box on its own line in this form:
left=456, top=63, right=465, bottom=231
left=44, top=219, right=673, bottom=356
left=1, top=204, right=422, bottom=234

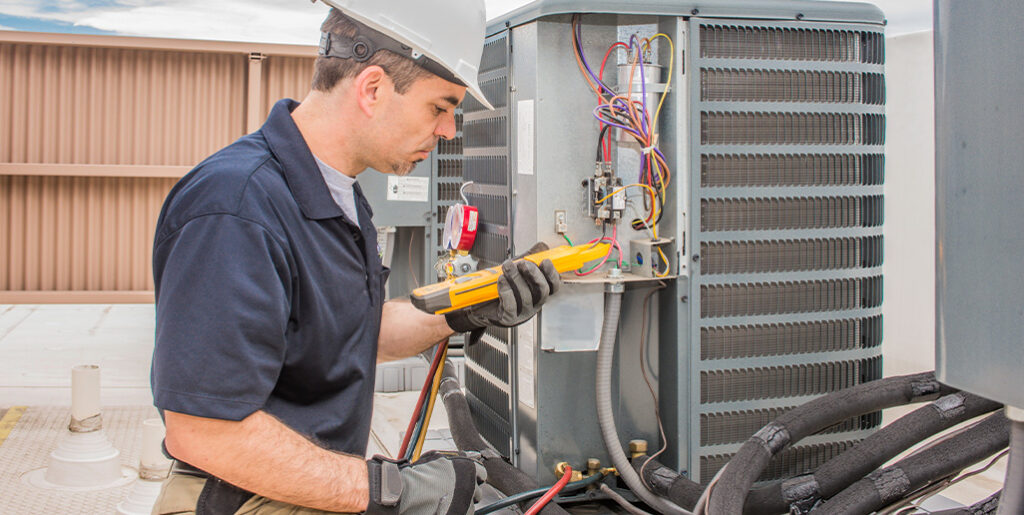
left=71, top=365, right=101, bottom=423
left=140, top=418, right=170, bottom=477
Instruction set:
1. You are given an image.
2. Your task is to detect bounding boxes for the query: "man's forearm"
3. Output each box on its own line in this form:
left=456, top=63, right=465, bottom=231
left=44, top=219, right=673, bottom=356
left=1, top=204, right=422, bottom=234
left=377, top=298, right=454, bottom=362
left=164, top=410, right=368, bottom=512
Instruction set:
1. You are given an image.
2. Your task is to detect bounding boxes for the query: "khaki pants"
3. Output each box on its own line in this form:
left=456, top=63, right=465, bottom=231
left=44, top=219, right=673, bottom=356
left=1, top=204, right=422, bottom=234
left=152, top=474, right=357, bottom=515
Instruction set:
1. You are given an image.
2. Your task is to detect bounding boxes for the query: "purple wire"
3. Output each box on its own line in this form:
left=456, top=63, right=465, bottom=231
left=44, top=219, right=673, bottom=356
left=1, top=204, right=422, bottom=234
left=574, top=16, right=617, bottom=99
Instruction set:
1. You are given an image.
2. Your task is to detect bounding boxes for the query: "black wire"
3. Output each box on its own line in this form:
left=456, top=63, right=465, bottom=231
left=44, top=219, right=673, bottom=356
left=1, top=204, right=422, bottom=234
left=596, top=124, right=611, bottom=162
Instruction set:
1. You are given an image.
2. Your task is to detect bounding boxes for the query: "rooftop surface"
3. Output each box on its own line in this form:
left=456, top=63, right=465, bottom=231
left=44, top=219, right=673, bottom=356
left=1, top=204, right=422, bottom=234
left=0, top=304, right=1006, bottom=513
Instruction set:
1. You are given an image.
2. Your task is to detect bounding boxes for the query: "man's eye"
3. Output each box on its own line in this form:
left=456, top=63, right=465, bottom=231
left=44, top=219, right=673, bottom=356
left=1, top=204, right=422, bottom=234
left=434, top=106, right=448, bottom=115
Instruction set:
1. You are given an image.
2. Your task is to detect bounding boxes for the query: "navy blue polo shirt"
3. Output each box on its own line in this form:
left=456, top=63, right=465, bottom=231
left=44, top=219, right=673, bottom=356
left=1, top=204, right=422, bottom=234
left=151, top=99, right=387, bottom=455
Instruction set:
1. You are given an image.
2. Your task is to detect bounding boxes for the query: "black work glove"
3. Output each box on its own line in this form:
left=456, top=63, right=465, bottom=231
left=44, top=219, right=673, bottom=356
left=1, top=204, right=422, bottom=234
left=365, top=451, right=487, bottom=514
left=444, top=257, right=561, bottom=333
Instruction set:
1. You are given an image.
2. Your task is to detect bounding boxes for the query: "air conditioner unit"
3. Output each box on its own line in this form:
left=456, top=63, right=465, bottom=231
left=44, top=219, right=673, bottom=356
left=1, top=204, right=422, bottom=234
left=443, top=0, right=886, bottom=485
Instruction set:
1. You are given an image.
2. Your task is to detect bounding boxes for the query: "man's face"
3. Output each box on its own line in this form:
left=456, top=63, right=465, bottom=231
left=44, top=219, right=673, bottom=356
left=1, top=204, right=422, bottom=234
left=370, top=75, right=467, bottom=176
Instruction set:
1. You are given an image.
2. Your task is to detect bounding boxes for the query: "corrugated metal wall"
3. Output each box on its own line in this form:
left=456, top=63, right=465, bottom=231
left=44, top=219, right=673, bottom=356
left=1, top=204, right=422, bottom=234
left=0, top=32, right=316, bottom=302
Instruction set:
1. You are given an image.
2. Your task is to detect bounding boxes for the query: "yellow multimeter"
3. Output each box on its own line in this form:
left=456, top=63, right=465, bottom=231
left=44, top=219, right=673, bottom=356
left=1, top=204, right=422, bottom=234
left=410, top=243, right=611, bottom=314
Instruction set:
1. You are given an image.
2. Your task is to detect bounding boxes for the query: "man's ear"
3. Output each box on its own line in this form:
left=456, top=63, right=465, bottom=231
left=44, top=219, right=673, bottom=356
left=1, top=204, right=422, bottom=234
left=353, top=65, right=390, bottom=118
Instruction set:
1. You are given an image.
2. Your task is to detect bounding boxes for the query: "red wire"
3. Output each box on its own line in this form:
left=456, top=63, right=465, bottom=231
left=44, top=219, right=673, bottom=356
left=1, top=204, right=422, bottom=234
left=598, top=42, right=628, bottom=162
left=524, top=466, right=572, bottom=515
left=397, top=339, right=447, bottom=459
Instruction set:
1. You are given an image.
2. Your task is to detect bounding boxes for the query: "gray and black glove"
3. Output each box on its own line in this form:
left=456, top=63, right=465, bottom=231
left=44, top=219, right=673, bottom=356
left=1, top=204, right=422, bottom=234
left=445, top=257, right=561, bottom=333
left=365, top=451, right=487, bottom=514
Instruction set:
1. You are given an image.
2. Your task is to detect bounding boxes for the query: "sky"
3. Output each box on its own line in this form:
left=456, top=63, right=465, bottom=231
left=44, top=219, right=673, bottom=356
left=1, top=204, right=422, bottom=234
left=0, top=0, right=932, bottom=45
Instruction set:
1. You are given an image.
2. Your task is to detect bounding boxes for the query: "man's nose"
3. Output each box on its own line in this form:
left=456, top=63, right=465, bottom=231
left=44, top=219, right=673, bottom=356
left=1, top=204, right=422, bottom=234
left=435, top=113, right=456, bottom=140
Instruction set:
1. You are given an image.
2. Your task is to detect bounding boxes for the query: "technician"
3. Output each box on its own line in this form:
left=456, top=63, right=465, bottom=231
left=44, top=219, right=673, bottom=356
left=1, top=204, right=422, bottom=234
left=149, top=1, right=560, bottom=513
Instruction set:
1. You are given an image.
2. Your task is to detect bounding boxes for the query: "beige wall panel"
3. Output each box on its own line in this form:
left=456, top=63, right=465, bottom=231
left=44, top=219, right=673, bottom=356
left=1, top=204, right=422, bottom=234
left=1, top=34, right=317, bottom=302
left=0, top=42, right=248, bottom=166
left=260, top=56, right=316, bottom=121
left=0, top=175, right=176, bottom=294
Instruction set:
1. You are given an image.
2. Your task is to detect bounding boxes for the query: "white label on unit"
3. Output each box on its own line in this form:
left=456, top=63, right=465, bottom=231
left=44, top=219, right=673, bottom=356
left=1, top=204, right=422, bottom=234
left=517, top=99, right=535, bottom=175
left=386, top=176, right=429, bottom=202
left=517, top=317, right=536, bottom=409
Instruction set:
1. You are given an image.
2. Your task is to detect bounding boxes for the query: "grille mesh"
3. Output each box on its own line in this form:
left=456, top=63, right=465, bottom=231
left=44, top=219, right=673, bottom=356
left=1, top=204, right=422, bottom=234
left=464, top=156, right=509, bottom=186
left=701, top=315, right=883, bottom=360
left=701, top=69, right=884, bottom=104
left=700, top=440, right=860, bottom=484
left=700, top=25, right=884, bottom=64
left=700, top=356, right=882, bottom=403
left=701, top=276, right=883, bottom=318
left=465, top=339, right=509, bottom=383
left=700, top=236, right=883, bottom=274
left=701, top=112, right=885, bottom=145
left=701, top=408, right=881, bottom=446
left=701, top=196, right=883, bottom=232
left=701, top=154, right=884, bottom=187
left=461, top=31, right=513, bottom=458
left=466, top=394, right=512, bottom=456
left=693, top=19, right=884, bottom=483
left=464, top=117, right=508, bottom=148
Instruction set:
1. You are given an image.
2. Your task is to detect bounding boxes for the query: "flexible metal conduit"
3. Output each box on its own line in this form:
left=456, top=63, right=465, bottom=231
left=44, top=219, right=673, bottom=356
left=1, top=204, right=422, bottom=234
left=707, top=371, right=958, bottom=514
left=595, top=284, right=692, bottom=515
left=438, top=360, right=569, bottom=515
left=997, top=418, right=1024, bottom=515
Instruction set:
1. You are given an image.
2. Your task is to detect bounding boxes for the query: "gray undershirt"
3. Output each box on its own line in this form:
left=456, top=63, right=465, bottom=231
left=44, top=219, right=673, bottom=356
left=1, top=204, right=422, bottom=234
left=313, top=155, right=359, bottom=226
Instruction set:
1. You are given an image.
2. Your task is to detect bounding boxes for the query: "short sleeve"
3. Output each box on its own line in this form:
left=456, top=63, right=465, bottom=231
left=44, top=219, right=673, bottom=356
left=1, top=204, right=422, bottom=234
left=152, top=214, right=292, bottom=421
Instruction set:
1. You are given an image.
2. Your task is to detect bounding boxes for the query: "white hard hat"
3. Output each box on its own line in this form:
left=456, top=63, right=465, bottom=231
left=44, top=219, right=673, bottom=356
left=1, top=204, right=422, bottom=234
left=317, top=0, right=494, bottom=110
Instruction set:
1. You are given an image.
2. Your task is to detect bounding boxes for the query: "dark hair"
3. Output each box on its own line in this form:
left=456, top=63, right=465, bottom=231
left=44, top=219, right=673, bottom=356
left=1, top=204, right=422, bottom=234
left=311, top=9, right=433, bottom=93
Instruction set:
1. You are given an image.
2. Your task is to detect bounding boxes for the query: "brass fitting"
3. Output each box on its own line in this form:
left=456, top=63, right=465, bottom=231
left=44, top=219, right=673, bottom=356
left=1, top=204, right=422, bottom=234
left=629, top=439, right=648, bottom=459
left=586, top=458, right=601, bottom=475
left=553, top=461, right=583, bottom=482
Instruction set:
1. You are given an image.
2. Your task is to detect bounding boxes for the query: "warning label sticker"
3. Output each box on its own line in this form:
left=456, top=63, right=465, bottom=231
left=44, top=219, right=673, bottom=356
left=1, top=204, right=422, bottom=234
left=386, top=176, right=429, bottom=202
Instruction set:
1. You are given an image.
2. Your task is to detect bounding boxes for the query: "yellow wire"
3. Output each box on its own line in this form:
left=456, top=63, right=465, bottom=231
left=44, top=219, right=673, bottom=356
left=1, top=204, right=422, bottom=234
left=593, top=183, right=660, bottom=238
left=412, top=345, right=448, bottom=461
left=655, top=246, right=671, bottom=277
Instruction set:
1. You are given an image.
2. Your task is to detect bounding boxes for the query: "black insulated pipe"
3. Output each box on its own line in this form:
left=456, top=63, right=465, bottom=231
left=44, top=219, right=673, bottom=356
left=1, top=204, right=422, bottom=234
left=997, top=419, right=1024, bottom=515
left=633, top=456, right=704, bottom=510
left=706, top=371, right=957, bottom=514
left=810, top=412, right=1010, bottom=515
left=439, top=360, right=569, bottom=515
left=743, top=392, right=1002, bottom=514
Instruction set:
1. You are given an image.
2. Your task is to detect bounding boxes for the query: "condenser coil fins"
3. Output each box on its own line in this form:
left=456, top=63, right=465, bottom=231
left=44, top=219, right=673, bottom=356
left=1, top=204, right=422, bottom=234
left=690, top=19, right=885, bottom=483
left=460, top=32, right=516, bottom=459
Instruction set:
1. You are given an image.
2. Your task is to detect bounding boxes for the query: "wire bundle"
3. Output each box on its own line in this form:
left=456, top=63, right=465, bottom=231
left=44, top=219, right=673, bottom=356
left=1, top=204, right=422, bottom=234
left=571, top=15, right=673, bottom=277
left=397, top=339, right=449, bottom=462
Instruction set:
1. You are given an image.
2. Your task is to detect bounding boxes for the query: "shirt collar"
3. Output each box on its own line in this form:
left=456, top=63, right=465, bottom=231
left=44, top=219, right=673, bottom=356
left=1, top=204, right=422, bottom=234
left=260, top=99, right=345, bottom=221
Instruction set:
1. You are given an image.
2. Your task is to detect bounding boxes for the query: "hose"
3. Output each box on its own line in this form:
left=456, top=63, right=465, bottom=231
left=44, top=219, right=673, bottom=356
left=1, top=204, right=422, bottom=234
left=476, top=471, right=606, bottom=514
left=743, top=392, right=1002, bottom=514
left=997, top=419, right=1024, bottom=515
left=600, top=483, right=655, bottom=515
left=706, top=371, right=957, bottom=514
left=438, top=360, right=569, bottom=515
left=595, top=285, right=692, bottom=515
left=524, top=466, right=572, bottom=515
left=633, top=456, right=704, bottom=510
left=810, top=412, right=1010, bottom=515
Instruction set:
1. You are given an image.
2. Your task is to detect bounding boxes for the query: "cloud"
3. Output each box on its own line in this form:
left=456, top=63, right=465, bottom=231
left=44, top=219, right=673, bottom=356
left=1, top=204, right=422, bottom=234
left=0, top=0, right=330, bottom=44
left=0, top=0, right=932, bottom=44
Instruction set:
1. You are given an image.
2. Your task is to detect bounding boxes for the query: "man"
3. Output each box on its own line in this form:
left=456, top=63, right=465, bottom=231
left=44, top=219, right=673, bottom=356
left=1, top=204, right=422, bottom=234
left=150, top=1, right=560, bottom=513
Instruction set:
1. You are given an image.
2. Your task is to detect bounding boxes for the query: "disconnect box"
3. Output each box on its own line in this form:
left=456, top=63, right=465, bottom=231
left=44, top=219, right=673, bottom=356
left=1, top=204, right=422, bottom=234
left=630, top=238, right=675, bottom=278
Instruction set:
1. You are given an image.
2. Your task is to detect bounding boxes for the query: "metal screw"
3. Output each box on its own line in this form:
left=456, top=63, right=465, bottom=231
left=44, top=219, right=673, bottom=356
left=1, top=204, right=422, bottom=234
left=692, top=254, right=700, bottom=262
left=691, top=8, right=699, bottom=15
left=796, top=13, right=805, bottom=20
left=681, top=296, right=688, bottom=303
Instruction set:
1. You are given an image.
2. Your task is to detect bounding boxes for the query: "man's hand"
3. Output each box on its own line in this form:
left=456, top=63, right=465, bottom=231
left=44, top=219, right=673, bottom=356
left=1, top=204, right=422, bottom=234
left=444, top=258, right=561, bottom=332
left=365, top=451, right=486, bottom=514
